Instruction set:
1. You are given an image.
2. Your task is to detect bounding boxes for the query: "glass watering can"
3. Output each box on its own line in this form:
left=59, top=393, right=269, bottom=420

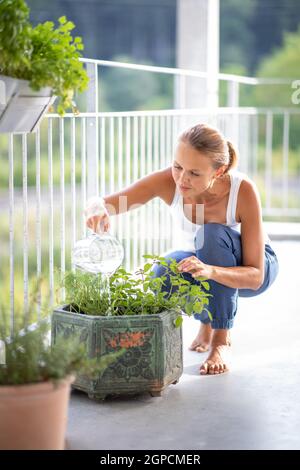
left=72, top=229, right=124, bottom=276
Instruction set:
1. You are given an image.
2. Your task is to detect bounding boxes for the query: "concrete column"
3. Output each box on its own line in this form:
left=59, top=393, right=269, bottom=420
left=176, top=0, right=219, bottom=109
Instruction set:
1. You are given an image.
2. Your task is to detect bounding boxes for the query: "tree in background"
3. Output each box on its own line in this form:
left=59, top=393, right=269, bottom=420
left=220, top=0, right=256, bottom=72
left=21, top=0, right=300, bottom=113
left=221, top=0, right=300, bottom=74
left=100, top=56, right=173, bottom=112
left=254, top=26, right=300, bottom=152
left=25, top=0, right=300, bottom=77
left=25, top=0, right=176, bottom=67
left=255, top=26, right=300, bottom=105
left=250, top=0, right=300, bottom=73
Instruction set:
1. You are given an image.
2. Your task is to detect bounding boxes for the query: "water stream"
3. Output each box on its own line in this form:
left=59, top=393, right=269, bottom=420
left=72, top=232, right=124, bottom=316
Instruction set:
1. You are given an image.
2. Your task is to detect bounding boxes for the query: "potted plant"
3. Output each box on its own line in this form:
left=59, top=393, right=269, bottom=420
left=0, top=308, right=123, bottom=450
left=0, top=0, right=88, bottom=133
left=52, top=255, right=212, bottom=400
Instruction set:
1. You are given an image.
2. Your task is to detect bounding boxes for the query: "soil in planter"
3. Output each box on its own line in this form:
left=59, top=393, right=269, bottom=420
left=63, top=304, right=86, bottom=315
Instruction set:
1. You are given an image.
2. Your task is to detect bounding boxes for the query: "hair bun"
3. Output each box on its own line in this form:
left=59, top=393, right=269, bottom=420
left=226, top=141, right=238, bottom=172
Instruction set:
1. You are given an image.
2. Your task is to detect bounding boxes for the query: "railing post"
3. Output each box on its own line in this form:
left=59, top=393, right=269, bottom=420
left=174, top=75, right=186, bottom=109
left=227, top=80, right=240, bottom=155
left=265, top=111, right=273, bottom=211
left=22, top=133, right=29, bottom=319
left=35, top=127, right=42, bottom=317
left=8, top=134, right=14, bottom=334
left=227, top=80, right=239, bottom=107
left=47, top=120, right=54, bottom=307
left=282, top=111, right=290, bottom=210
left=86, top=63, right=99, bottom=199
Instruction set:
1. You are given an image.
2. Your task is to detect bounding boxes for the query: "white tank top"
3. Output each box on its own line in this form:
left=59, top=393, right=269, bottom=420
left=169, top=170, right=270, bottom=253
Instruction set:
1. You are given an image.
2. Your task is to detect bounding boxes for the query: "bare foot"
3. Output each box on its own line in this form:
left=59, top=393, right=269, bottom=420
left=200, top=329, right=231, bottom=375
left=189, top=323, right=213, bottom=353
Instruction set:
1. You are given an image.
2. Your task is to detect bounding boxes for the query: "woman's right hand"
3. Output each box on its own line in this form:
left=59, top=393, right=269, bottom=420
left=85, top=197, right=110, bottom=234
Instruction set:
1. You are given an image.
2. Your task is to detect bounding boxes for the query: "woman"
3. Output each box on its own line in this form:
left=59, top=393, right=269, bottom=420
left=86, top=123, right=279, bottom=376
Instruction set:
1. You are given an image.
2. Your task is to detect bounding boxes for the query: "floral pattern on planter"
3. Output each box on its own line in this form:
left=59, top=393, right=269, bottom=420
left=102, top=327, right=155, bottom=382
left=56, top=322, right=89, bottom=348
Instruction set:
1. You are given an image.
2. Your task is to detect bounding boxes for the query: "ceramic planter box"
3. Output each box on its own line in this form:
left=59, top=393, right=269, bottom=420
left=51, top=306, right=183, bottom=400
left=0, top=75, right=55, bottom=133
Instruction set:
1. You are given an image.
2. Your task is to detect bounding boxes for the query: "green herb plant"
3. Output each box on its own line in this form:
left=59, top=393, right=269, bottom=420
left=0, top=0, right=88, bottom=115
left=0, top=299, right=124, bottom=386
left=61, top=254, right=212, bottom=327
left=62, top=270, right=111, bottom=316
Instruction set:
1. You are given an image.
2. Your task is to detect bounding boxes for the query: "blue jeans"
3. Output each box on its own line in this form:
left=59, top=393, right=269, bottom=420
left=152, top=223, right=279, bottom=329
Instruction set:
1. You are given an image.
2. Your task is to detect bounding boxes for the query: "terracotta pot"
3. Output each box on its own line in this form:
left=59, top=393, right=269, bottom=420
left=0, top=375, right=74, bottom=450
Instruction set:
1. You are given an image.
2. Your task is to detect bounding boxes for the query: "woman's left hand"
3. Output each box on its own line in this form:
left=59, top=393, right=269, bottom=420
left=177, top=256, right=213, bottom=279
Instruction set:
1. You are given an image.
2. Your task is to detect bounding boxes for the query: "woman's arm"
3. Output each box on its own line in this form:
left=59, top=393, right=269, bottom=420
left=103, top=167, right=173, bottom=215
left=178, top=180, right=265, bottom=290
left=210, top=179, right=265, bottom=289
left=86, top=167, right=173, bottom=232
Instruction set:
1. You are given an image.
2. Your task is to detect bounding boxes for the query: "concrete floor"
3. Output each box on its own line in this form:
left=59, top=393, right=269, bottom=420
left=67, top=241, right=300, bottom=450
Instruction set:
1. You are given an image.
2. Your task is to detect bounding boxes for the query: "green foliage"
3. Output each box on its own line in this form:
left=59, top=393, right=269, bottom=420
left=62, top=270, right=110, bottom=316
left=220, top=0, right=256, bottom=71
left=255, top=26, right=300, bottom=107
left=253, top=26, right=300, bottom=150
left=0, top=0, right=88, bottom=115
left=0, top=0, right=32, bottom=75
left=0, top=319, right=123, bottom=386
left=22, top=0, right=300, bottom=78
left=100, top=55, right=173, bottom=112
left=0, top=288, right=124, bottom=385
left=61, top=254, right=212, bottom=325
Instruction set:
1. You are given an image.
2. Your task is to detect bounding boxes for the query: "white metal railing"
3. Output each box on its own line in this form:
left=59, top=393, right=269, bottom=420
left=81, top=57, right=294, bottom=84
left=1, top=58, right=299, bottom=333
left=80, top=57, right=296, bottom=109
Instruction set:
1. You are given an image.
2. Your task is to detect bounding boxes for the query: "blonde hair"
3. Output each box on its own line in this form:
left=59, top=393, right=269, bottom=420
left=179, top=123, right=238, bottom=174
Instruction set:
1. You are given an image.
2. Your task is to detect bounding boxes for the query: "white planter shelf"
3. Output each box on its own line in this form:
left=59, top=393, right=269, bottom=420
left=0, top=75, right=55, bottom=133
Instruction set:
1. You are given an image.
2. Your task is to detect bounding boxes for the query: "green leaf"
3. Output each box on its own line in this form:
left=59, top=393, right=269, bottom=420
left=143, top=263, right=152, bottom=272
left=178, top=286, right=189, bottom=293
left=201, top=281, right=210, bottom=291
left=174, top=316, right=183, bottom=328
left=190, top=285, right=200, bottom=295
left=143, top=282, right=150, bottom=292
left=193, top=301, right=203, bottom=313
left=185, top=303, right=193, bottom=315
left=159, top=261, right=168, bottom=267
